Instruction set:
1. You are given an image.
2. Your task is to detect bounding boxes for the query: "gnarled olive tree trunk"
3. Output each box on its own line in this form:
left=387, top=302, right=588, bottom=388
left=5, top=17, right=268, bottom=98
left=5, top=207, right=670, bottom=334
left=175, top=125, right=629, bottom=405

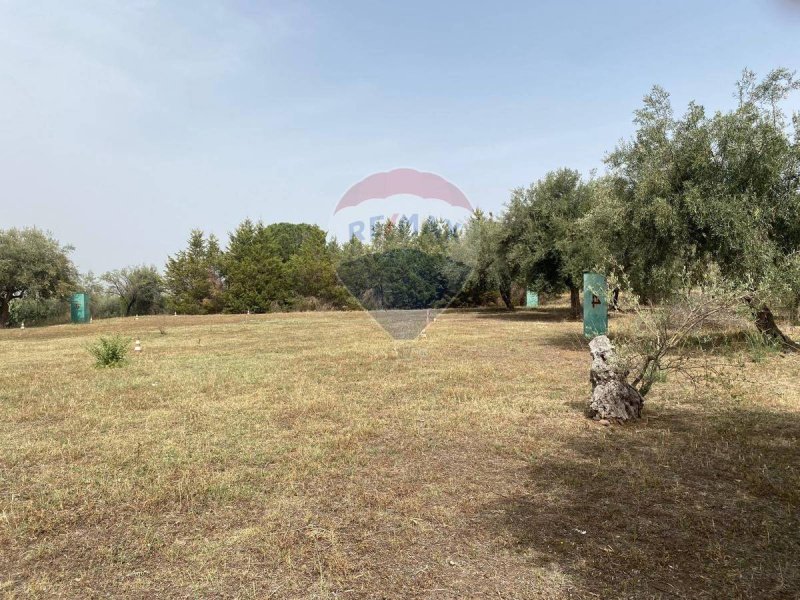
left=744, top=297, right=799, bottom=352
left=499, top=280, right=514, bottom=310
left=586, top=336, right=644, bottom=422
left=569, top=286, right=581, bottom=320
left=0, top=296, right=10, bottom=328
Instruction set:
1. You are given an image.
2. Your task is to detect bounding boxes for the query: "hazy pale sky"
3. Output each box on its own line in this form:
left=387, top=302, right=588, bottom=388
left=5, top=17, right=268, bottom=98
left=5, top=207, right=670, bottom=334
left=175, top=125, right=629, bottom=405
left=2, top=0, right=800, bottom=273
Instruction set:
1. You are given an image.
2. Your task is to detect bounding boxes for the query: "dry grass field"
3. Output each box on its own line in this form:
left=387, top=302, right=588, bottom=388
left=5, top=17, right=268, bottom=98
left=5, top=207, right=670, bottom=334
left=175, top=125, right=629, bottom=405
left=1, top=307, right=799, bottom=599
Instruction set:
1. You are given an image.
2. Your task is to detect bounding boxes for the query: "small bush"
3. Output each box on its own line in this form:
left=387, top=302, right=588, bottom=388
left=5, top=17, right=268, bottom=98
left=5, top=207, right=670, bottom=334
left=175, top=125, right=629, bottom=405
left=88, top=335, right=131, bottom=367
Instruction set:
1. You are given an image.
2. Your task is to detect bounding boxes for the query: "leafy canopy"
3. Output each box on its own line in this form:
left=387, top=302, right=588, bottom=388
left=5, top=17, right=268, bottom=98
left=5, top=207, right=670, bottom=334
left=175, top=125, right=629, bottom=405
left=0, top=227, right=76, bottom=325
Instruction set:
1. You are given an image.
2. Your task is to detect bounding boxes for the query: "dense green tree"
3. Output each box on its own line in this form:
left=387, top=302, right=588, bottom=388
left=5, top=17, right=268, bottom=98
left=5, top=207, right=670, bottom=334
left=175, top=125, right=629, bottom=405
left=604, top=68, right=800, bottom=346
left=286, top=228, right=344, bottom=303
left=165, top=230, right=223, bottom=314
left=0, top=228, right=76, bottom=328
left=337, top=246, right=468, bottom=310
left=267, top=222, right=328, bottom=262
left=500, top=169, right=594, bottom=317
left=221, top=220, right=288, bottom=312
left=336, top=217, right=469, bottom=310
left=449, top=210, right=513, bottom=308
left=368, top=217, right=458, bottom=255
left=222, top=221, right=348, bottom=312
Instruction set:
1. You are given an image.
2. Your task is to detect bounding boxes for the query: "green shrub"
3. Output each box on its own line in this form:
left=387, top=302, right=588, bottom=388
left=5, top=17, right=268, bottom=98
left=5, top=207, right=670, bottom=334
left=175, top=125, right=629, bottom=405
left=87, top=335, right=131, bottom=367
left=91, top=294, right=125, bottom=319
left=9, top=297, right=70, bottom=327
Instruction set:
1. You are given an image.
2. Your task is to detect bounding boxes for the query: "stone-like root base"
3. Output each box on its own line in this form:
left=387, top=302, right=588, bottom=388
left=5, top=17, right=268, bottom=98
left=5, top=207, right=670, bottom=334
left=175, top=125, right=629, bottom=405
left=586, top=335, right=644, bottom=422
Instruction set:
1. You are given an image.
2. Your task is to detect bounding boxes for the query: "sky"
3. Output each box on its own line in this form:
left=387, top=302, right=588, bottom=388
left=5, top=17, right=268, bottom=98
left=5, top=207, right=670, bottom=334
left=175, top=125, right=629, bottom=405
left=2, top=0, right=800, bottom=274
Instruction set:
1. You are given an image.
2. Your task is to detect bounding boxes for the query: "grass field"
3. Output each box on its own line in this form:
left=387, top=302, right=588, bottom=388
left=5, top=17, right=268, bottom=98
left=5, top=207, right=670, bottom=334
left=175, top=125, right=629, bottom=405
left=1, top=308, right=799, bottom=599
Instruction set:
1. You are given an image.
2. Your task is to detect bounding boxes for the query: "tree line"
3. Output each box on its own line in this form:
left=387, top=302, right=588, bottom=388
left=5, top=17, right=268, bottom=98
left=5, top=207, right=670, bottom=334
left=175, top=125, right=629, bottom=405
left=2, top=68, right=799, bottom=345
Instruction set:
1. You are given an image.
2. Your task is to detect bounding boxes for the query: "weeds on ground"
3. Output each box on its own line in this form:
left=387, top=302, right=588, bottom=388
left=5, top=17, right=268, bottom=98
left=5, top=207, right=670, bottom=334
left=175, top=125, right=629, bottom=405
left=744, top=329, right=782, bottom=363
left=87, top=334, right=131, bottom=367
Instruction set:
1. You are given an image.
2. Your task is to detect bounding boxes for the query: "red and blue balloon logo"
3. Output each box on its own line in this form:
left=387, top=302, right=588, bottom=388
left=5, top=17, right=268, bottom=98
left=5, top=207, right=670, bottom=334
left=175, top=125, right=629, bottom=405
left=330, top=168, right=475, bottom=339
left=329, top=168, right=473, bottom=244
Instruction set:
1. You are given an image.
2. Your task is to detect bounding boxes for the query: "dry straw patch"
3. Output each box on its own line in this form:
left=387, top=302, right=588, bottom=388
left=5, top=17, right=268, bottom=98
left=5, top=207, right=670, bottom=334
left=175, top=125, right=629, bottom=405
left=1, top=308, right=798, bottom=598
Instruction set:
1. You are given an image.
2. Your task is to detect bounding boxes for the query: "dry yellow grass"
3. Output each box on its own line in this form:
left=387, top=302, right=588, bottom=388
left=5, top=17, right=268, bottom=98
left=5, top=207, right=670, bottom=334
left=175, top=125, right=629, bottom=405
left=1, top=308, right=799, bottom=598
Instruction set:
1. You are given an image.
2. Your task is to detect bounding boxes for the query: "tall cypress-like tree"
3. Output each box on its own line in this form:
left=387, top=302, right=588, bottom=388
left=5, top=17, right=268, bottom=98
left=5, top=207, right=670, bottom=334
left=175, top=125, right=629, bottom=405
left=221, top=220, right=288, bottom=312
left=221, top=221, right=348, bottom=312
left=165, top=230, right=223, bottom=314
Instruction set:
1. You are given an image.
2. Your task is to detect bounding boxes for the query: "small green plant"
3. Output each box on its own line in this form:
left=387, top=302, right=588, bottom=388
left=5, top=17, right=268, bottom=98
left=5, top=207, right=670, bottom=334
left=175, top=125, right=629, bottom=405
left=745, top=329, right=781, bottom=363
left=88, top=334, right=131, bottom=367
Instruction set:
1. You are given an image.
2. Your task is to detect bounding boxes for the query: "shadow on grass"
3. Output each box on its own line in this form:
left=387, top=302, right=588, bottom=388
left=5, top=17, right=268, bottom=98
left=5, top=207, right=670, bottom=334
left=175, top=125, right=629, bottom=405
left=538, top=330, right=589, bottom=353
left=487, top=405, right=800, bottom=598
left=473, top=306, right=577, bottom=323
left=472, top=306, right=628, bottom=322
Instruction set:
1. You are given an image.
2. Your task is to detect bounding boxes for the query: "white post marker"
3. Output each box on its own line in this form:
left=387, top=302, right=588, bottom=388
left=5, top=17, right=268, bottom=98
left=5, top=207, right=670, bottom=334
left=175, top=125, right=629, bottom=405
left=20, top=322, right=24, bottom=330
left=134, top=339, right=142, bottom=353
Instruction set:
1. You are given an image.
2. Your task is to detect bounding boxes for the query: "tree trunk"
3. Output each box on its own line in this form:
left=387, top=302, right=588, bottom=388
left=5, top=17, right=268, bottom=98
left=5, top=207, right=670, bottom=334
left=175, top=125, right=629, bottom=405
left=745, top=297, right=799, bottom=352
left=499, top=282, right=514, bottom=310
left=125, top=295, right=137, bottom=317
left=586, top=335, right=643, bottom=422
left=611, top=287, right=620, bottom=311
left=0, top=297, right=9, bottom=328
left=569, top=286, right=581, bottom=320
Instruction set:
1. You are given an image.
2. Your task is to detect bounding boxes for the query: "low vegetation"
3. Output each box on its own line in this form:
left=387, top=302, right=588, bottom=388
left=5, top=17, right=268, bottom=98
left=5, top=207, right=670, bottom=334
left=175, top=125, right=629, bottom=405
left=87, top=334, right=132, bottom=368
left=1, top=308, right=798, bottom=598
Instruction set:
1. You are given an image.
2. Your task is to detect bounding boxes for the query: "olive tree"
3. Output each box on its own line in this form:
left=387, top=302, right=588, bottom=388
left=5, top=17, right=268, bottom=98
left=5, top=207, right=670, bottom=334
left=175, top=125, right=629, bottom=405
left=587, top=270, right=752, bottom=421
left=604, top=69, right=800, bottom=348
left=500, top=169, right=594, bottom=318
left=449, top=210, right=515, bottom=309
left=0, top=228, right=76, bottom=328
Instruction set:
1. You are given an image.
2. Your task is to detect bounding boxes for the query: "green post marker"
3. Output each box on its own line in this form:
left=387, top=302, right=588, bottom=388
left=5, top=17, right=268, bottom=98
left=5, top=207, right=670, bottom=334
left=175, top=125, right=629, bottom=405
left=583, top=272, right=607, bottom=339
left=525, top=290, right=539, bottom=307
left=70, top=292, right=91, bottom=324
